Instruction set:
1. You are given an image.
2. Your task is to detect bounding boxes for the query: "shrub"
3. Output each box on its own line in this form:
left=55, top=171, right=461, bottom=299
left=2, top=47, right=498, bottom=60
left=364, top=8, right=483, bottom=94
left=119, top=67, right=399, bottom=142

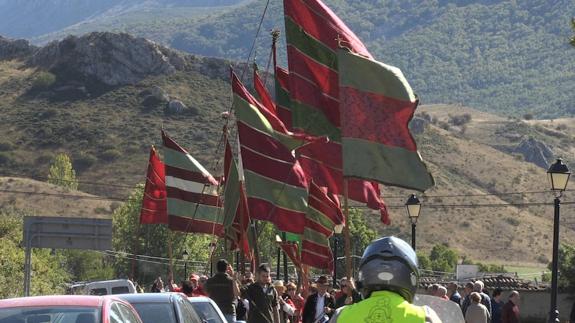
left=505, top=217, right=520, bottom=226
left=448, top=113, right=472, bottom=126
left=523, top=113, right=534, bottom=120
left=0, top=142, right=14, bottom=151
left=73, top=153, right=97, bottom=172
left=32, top=71, right=56, bottom=90
left=99, top=149, right=121, bottom=162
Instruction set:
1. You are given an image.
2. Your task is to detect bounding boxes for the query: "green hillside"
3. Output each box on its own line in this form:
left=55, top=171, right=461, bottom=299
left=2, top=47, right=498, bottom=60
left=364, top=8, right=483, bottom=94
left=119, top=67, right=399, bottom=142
left=34, top=0, right=575, bottom=119
left=1, top=49, right=574, bottom=265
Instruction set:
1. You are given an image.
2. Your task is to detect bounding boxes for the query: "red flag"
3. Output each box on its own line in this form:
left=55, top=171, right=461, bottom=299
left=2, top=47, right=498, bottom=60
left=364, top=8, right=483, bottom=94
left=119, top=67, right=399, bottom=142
left=279, top=241, right=301, bottom=269
left=140, top=146, right=167, bottom=224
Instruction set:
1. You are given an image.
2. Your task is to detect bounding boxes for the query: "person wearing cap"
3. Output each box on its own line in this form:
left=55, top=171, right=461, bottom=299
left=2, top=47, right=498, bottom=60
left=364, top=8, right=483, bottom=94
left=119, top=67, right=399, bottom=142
left=205, top=259, right=241, bottom=323
left=302, top=276, right=336, bottom=323
left=329, top=236, right=442, bottom=323
left=273, top=280, right=296, bottom=323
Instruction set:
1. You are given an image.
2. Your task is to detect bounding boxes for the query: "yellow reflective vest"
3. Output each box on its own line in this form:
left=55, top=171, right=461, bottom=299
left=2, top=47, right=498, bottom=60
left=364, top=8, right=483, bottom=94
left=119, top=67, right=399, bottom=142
left=335, top=290, right=426, bottom=323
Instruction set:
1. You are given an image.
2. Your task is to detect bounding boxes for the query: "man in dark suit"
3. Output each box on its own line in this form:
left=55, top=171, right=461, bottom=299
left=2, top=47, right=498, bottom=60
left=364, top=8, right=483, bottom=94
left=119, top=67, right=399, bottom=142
left=302, top=276, right=336, bottom=323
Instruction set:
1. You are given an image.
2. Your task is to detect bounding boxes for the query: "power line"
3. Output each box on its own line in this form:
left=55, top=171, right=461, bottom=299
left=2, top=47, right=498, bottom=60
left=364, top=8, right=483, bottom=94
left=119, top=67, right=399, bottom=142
left=1, top=188, right=574, bottom=210
left=2, top=171, right=572, bottom=200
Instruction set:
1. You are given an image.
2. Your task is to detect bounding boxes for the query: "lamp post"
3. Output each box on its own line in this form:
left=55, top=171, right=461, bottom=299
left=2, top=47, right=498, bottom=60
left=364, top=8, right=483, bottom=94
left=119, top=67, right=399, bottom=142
left=547, top=158, right=571, bottom=323
left=405, top=194, right=421, bottom=250
left=208, top=242, right=217, bottom=277
left=333, top=224, right=344, bottom=287
left=182, top=250, right=189, bottom=281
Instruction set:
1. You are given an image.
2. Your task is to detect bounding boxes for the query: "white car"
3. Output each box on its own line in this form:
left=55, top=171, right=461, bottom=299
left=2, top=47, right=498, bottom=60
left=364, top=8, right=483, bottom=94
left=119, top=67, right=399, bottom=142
left=187, top=296, right=227, bottom=323
left=67, top=279, right=137, bottom=295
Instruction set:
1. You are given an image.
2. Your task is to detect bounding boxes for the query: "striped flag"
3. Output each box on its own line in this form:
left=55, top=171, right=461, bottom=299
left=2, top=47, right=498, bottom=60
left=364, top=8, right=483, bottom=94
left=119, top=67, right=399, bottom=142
left=283, top=0, right=390, bottom=223
left=301, top=181, right=344, bottom=271
left=223, top=139, right=252, bottom=259
left=162, top=131, right=224, bottom=235
left=274, top=66, right=293, bottom=129
left=140, top=146, right=167, bottom=224
left=232, top=70, right=311, bottom=234
left=338, top=50, right=434, bottom=191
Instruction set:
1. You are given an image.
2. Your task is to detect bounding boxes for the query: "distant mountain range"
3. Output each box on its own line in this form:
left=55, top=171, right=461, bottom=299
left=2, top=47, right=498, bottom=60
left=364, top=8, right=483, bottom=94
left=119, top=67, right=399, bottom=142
left=0, top=0, right=245, bottom=38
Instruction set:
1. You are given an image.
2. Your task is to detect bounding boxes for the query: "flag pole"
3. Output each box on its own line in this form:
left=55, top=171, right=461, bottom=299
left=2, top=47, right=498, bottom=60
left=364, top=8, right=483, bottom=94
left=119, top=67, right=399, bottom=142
left=343, top=179, right=352, bottom=279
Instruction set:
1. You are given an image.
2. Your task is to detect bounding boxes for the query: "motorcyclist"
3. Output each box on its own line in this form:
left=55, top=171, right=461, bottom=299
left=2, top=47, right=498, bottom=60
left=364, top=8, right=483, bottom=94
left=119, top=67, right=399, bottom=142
left=330, top=236, right=442, bottom=323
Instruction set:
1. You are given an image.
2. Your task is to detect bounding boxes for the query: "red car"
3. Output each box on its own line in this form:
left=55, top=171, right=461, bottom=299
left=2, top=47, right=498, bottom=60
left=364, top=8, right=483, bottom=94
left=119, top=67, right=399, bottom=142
left=0, top=295, right=143, bottom=323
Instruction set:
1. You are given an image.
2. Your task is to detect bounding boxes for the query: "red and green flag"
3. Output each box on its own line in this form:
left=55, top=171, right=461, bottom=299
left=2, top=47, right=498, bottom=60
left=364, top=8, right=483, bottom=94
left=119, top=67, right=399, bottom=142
left=223, top=139, right=253, bottom=260
left=232, top=70, right=311, bottom=234
left=140, top=146, right=167, bottom=224
left=274, top=66, right=293, bottom=129
left=283, top=0, right=389, bottom=223
left=301, top=181, right=344, bottom=271
left=338, top=50, right=434, bottom=191
left=162, top=131, right=224, bottom=235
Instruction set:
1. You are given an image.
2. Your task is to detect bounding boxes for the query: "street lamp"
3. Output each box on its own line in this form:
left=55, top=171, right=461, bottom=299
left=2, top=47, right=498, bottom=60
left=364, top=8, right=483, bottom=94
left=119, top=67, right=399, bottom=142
left=547, top=158, right=570, bottom=323
left=333, top=224, right=344, bottom=287
left=182, top=250, right=189, bottom=281
left=405, top=194, right=421, bottom=250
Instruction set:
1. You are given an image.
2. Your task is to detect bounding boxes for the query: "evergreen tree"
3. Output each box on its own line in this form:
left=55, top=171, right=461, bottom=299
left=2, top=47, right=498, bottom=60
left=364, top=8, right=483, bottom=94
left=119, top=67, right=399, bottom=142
left=47, top=153, right=78, bottom=190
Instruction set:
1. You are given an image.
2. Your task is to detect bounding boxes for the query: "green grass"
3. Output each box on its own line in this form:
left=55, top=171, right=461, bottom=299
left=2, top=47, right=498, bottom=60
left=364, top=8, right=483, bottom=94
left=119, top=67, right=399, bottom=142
left=504, top=265, right=548, bottom=282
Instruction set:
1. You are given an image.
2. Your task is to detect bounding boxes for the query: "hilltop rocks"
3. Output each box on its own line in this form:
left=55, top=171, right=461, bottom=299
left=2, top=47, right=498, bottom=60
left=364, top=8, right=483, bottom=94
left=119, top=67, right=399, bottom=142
left=0, top=36, right=36, bottom=60
left=166, top=100, right=187, bottom=114
left=140, top=86, right=170, bottom=107
left=513, top=137, right=553, bottom=168
left=30, top=32, right=187, bottom=86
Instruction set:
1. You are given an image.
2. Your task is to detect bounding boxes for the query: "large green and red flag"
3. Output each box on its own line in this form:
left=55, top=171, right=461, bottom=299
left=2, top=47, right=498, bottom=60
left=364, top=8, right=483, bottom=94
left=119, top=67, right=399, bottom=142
left=274, top=66, right=293, bottom=129
left=301, top=181, right=344, bottom=271
left=140, top=146, right=167, bottom=224
left=222, top=139, right=253, bottom=260
left=283, top=0, right=389, bottom=223
left=232, top=70, right=313, bottom=234
left=338, top=50, right=434, bottom=191
left=162, top=131, right=224, bottom=235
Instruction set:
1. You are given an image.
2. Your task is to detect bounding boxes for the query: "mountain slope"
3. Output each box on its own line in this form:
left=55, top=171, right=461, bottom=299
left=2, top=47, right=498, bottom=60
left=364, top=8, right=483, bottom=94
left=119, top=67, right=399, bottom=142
left=22, top=0, right=574, bottom=119
left=1, top=34, right=574, bottom=265
left=0, top=0, right=245, bottom=39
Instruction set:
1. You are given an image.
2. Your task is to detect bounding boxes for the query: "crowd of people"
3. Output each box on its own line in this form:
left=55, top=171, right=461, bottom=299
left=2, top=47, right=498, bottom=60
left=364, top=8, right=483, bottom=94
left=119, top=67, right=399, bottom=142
left=145, top=260, right=527, bottom=323
left=427, top=281, right=520, bottom=323
left=146, top=259, right=364, bottom=323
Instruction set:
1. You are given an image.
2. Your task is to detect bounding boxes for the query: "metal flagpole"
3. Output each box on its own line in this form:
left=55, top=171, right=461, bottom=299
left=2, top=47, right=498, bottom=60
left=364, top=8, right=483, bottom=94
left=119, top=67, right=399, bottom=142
left=343, top=179, right=352, bottom=279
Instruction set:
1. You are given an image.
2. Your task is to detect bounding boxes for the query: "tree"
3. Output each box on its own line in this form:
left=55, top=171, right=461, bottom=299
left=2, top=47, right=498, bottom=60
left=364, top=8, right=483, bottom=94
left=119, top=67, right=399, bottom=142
left=549, top=244, right=575, bottom=290
left=0, top=208, right=70, bottom=298
left=47, top=153, right=78, bottom=190
left=112, top=184, right=212, bottom=287
left=428, top=243, right=459, bottom=273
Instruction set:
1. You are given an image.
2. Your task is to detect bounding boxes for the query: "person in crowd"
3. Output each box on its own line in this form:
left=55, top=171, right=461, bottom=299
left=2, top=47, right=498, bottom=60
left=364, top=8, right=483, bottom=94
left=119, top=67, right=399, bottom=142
left=491, top=288, right=504, bottom=323
left=474, top=281, right=492, bottom=317
left=334, top=278, right=347, bottom=300
left=465, top=292, right=491, bottom=323
left=502, top=291, right=520, bottom=323
left=273, top=280, right=296, bottom=323
left=241, top=264, right=280, bottom=323
left=461, top=282, right=475, bottom=314
left=150, top=277, right=164, bottom=293
left=302, top=276, right=335, bottom=323
left=335, top=278, right=362, bottom=308
left=329, top=236, right=441, bottom=323
left=448, top=282, right=462, bottom=305
left=181, top=280, right=195, bottom=297
left=436, top=285, right=449, bottom=301
left=189, top=274, right=200, bottom=290
left=205, top=259, right=240, bottom=323
left=286, top=282, right=304, bottom=323
left=194, top=275, right=208, bottom=296
left=428, top=284, right=440, bottom=296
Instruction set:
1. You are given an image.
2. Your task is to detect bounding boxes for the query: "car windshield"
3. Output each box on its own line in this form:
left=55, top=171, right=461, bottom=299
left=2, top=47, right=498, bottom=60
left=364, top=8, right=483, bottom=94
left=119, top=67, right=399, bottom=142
left=189, top=302, right=224, bottom=323
left=130, top=303, right=177, bottom=323
left=0, top=307, right=100, bottom=323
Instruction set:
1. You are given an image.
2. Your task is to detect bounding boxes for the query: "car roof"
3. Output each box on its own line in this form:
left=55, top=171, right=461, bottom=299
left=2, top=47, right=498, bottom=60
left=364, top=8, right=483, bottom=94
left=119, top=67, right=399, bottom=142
left=116, top=292, right=183, bottom=303
left=186, top=296, right=213, bottom=303
left=0, top=295, right=109, bottom=308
